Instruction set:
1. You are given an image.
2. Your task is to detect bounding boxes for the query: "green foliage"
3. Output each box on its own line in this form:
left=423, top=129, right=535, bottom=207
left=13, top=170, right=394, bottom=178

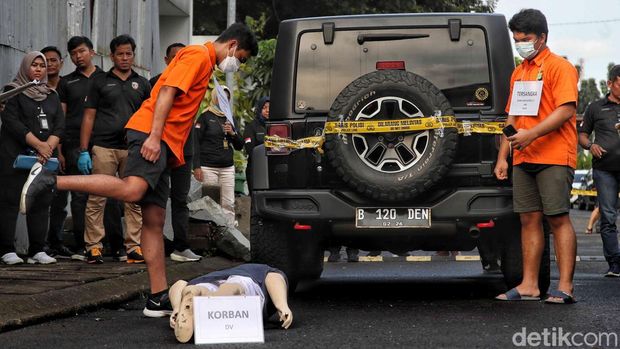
left=599, top=62, right=616, bottom=96
left=235, top=36, right=276, bottom=127
left=577, top=150, right=592, bottom=170
left=193, top=0, right=496, bottom=38
left=514, top=56, right=523, bottom=67
left=577, top=78, right=601, bottom=114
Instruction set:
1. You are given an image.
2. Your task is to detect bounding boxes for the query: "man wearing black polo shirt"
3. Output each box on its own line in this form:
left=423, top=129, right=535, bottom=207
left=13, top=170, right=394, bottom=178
left=579, top=65, right=620, bottom=277
left=79, top=35, right=151, bottom=264
left=57, top=36, right=106, bottom=260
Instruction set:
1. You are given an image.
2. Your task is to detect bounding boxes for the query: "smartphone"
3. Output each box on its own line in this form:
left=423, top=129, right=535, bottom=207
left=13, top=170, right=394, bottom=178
left=502, top=124, right=517, bottom=137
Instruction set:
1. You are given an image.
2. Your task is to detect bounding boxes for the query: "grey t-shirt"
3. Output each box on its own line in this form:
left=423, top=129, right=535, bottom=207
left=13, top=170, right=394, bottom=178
left=580, top=96, right=620, bottom=171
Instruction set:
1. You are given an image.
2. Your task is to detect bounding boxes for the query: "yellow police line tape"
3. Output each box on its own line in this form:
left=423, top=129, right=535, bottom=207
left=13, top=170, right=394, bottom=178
left=264, top=116, right=506, bottom=153
left=571, top=189, right=597, bottom=197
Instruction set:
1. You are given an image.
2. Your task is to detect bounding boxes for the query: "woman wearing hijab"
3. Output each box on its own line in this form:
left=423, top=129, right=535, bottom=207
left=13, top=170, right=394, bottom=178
left=192, top=86, right=243, bottom=226
left=243, top=96, right=269, bottom=194
left=0, top=52, right=64, bottom=265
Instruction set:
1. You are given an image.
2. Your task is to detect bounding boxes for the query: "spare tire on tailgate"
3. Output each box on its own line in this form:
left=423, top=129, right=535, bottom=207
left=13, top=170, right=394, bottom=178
left=324, top=70, right=458, bottom=201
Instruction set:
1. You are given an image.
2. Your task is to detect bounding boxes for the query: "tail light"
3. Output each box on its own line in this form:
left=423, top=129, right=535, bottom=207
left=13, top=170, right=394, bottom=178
left=293, top=222, right=312, bottom=231
left=267, top=123, right=291, bottom=155
left=376, top=61, right=406, bottom=70
left=476, top=220, right=496, bottom=229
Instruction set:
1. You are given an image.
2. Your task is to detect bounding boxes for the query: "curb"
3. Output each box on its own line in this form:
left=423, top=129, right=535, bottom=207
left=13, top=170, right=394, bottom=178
left=0, top=256, right=239, bottom=333
left=324, top=255, right=608, bottom=262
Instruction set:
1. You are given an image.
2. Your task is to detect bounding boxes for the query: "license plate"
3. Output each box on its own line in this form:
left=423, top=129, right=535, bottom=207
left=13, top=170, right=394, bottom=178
left=355, top=208, right=431, bottom=228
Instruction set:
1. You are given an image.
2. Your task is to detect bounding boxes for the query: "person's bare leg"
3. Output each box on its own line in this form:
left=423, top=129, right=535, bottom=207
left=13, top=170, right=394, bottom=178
left=141, top=203, right=168, bottom=294
left=57, top=175, right=148, bottom=203
left=546, top=214, right=576, bottom=297
left=586, top=206, right=600, bottom=233
left=265, top=272, right=293, bottom=328
left=497, top=211, right=544, bottom=299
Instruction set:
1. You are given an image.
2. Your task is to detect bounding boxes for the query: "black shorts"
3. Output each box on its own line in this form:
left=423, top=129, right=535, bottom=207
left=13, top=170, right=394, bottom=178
left=123, top=130, right=171, bottom=209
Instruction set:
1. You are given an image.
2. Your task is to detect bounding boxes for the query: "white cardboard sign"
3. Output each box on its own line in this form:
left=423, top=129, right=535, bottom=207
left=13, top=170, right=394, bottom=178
left=193, top=296, right=264, bottom=345
left=508, top=80, right=543, bottom=116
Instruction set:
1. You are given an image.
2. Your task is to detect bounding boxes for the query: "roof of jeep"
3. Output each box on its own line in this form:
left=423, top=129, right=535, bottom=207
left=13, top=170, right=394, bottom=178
left=271, top=12, right=514, bottom=120
left=280, top=12, right=508, bottom=29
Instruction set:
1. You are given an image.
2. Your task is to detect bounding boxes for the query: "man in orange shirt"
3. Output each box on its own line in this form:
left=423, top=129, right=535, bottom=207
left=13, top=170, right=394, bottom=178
left=20, top=23, right=258, bottom=316
left=494, top=9, right=578, bottom=304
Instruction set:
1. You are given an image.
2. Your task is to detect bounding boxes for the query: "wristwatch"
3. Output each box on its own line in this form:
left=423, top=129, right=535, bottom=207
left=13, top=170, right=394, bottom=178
left=585, top=142, right=593, bottom=150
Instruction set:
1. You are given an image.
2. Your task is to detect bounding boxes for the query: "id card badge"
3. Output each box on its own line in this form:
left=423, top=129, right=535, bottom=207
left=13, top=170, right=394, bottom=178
left=508, top=81, right=543, bottom=116
left=38, top=112, right=49, bottom=131
left=223, top=139, right=229, bottom=149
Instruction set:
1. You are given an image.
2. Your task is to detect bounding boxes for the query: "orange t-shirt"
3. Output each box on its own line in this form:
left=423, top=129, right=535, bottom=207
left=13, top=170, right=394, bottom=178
left=505, top=47, right=579, bottom=168
left=126, top=42, right=217, bottom=167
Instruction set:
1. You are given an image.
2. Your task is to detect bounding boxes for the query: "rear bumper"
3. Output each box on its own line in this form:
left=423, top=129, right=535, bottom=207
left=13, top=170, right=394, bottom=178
left=253, top=187, right=514, bottom=222
left=253, top=187, right=516, bottom=250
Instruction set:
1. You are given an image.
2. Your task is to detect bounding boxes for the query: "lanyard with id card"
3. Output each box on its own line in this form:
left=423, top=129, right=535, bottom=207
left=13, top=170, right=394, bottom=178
left=508, top=65, right=544, bottom=116
left=37, top=105, right=49, bottom=132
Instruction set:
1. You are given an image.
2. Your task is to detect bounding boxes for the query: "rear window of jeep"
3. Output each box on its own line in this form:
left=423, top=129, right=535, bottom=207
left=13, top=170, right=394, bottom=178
left=295, top=27, right=491, bottom=113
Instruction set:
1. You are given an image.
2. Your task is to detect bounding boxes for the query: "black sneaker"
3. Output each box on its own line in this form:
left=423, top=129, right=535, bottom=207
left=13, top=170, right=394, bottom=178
left=143, top=291, right=173, bottom=318
left=112, top=250, right=127, bottom=262
left=346, top=248, right=359, bottom=263
left=127, top=247, right=144, bottom=264
left=52, top=245, right=74, bottom=259
left=86, top=247, right=104, bottom=264
left=71, top=249, right=87, bottom=261
left=483, top=261, right=501, bottom=274
left=20, top=162, right=56, bottom=214
left=605, top=263, right=620, bottom=277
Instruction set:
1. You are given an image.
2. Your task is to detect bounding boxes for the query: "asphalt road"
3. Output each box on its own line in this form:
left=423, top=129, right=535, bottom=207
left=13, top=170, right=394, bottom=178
left=1, top=209, right=619, bottom=348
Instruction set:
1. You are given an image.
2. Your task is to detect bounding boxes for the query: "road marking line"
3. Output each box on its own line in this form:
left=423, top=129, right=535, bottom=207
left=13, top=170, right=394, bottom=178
left=455, top=255, right=480, bottom=261
left=406, top=256, right=431, bottom=262
left=359, top=256, right=383, bottom=262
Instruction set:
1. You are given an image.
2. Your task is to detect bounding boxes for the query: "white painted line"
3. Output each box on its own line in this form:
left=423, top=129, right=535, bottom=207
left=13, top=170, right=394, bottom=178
left=359, top=256, right=383, bottom=262
left=455, top=255, right=481, bottom=261
left=406, top=256, right=431, bottom=262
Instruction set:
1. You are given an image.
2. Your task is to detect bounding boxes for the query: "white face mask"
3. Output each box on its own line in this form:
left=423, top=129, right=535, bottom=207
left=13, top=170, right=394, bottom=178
left=218, top=46, right=241, bottom=73
left=515, top=39, right=539, bottom=60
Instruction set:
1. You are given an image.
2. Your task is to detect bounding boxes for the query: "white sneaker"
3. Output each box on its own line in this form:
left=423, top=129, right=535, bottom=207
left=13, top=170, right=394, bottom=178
left=170, top=249, right=201, bottom=262
left=1, top=252, right=24, bottom=265
left=27, top=251, right=57, bottom=264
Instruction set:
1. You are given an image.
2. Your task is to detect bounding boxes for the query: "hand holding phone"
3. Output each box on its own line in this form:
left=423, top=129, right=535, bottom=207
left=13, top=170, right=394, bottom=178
left=502, top=124, right=517, bottom=137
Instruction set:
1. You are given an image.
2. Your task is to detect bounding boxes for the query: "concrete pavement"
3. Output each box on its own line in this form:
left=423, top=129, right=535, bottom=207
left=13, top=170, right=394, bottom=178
left=0, top=256, right=239, bottom=332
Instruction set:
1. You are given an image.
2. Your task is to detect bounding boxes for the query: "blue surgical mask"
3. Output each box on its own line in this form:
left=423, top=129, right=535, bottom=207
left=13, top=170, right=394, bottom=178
left=515, top=39, right=539, bottom=60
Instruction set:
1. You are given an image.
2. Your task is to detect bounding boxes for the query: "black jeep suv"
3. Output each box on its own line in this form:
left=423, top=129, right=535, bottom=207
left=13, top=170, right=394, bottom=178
left=250, top=13, right=550, bottom=292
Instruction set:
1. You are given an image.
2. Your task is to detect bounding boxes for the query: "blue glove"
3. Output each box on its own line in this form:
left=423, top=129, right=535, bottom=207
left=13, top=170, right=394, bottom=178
left=77, top=151, right=92, bottom=174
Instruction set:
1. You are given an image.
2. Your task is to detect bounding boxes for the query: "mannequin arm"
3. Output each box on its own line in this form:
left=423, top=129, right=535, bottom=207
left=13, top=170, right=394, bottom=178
left=265, top=272, right=293, bottom=329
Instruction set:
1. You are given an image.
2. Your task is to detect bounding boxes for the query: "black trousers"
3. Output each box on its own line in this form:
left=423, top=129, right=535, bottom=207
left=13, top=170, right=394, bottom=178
left=0, top=173, right=49, bottom=256
left=169, top=156, right=192, bottom=251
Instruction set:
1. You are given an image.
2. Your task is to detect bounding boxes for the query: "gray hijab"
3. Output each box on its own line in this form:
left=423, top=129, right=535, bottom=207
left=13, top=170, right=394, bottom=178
left=6, top=51, right=53, bottom=102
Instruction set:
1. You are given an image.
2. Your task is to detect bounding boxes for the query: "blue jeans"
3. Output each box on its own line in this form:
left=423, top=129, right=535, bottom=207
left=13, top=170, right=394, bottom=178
left=593, top=169, right=620, bottom=264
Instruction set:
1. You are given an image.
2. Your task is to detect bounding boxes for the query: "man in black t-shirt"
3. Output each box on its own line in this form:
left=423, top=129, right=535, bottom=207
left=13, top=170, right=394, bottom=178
left=56, top=36, right=106, bottom=260
left=579, top=64, right=620, bottom=277
left=79, top=35, right=151, bottom=264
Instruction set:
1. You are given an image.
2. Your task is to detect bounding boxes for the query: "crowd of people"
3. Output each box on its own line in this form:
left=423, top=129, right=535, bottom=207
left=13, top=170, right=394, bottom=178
left=0, top=24, right=267, bottom=271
